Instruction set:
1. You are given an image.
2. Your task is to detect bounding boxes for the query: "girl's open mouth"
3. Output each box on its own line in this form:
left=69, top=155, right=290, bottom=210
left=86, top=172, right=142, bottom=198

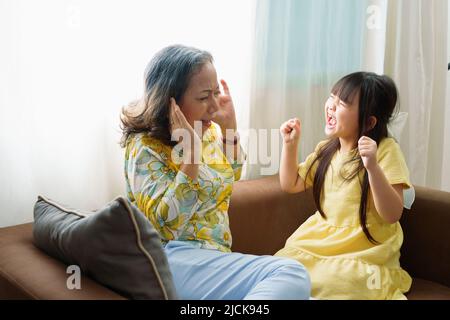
left=326, top=113, right=336, bottom=128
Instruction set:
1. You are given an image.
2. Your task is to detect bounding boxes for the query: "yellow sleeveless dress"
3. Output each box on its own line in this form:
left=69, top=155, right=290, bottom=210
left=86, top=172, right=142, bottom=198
left=275, top=138, right=412, bottom=299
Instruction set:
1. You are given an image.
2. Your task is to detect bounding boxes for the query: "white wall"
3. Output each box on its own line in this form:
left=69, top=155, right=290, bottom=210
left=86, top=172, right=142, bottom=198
left=0, top=0, right=253, bottom=227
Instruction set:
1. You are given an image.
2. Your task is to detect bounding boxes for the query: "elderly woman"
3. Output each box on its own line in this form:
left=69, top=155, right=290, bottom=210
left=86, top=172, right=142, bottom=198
left=120, top=45, right=310, bottom=299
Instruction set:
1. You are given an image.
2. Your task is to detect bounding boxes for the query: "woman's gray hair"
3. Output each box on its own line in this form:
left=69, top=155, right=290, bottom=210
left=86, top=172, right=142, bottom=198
left=120, top=45, right=213, bottom=147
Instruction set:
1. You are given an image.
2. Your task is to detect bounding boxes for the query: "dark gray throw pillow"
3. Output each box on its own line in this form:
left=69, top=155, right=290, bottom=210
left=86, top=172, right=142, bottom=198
left=33, top=195, right=177, bottom=300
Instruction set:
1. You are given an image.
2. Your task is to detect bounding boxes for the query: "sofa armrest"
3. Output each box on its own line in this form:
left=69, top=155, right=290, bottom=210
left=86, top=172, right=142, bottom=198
left=0, top=223, right=126, bottom=300
left=400, top=185, right=450, bottom=288
left=229, top=175, right=316, bottom=255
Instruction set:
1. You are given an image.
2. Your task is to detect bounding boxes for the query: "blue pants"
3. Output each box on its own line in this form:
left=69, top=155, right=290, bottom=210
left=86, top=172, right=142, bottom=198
left=164, top=241, right=311, bottom=300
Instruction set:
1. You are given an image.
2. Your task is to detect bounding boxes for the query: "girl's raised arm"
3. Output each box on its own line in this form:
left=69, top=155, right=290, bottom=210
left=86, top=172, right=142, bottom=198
left=279, top=118, right=306, bottom=193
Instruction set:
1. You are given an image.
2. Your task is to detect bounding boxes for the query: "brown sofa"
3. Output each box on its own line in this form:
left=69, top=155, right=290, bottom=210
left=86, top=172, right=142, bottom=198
left=1, top=175, right=449, bottom=299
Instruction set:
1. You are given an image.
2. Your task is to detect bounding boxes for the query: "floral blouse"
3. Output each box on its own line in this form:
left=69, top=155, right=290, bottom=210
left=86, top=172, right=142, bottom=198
left=124, top=124, right=244, bottom=252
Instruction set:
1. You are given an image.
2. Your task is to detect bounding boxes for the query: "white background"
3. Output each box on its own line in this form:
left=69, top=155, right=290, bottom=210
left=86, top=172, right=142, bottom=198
left=0, top=0, right=254, bottom=227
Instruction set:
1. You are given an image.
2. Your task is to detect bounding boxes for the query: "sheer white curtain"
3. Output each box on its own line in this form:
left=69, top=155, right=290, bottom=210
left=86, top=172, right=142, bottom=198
left=384, top=0, right=448, bottom=190
left=246, top=0, right=449, bottom=193
left=444, top=3, right=450, bottom=192
left=0, top=0, right=253, bottom=227
left=246, top=0, right=379, bottom=179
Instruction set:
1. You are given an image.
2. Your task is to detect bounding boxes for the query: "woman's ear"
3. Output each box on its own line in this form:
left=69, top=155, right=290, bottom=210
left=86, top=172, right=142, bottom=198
left=367, top=116, right=377, bottom=130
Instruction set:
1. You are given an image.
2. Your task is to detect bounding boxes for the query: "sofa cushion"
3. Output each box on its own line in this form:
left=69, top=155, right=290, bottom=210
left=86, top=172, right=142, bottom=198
left=33, top=195, right=177, bottom=300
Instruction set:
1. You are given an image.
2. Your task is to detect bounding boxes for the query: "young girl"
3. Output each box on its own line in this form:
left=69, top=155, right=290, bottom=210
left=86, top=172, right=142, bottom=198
left=275, top=72, right=412, bottom=300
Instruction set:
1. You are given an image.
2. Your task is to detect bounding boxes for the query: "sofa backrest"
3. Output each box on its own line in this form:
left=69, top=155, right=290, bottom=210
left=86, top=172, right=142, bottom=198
left=229, top=175, right=314, bottom=255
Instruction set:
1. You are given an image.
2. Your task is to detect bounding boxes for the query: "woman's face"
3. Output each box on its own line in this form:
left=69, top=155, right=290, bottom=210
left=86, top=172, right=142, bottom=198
left=324, top=91, right=360, bottom=143
left=178, top=62, right=220, bottom=135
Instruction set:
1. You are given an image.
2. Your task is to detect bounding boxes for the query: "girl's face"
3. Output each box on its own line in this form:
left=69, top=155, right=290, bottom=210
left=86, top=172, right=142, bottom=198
left=324, top=91, right=360, bottom=143
left=178, top=62, right=220, bottom=135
